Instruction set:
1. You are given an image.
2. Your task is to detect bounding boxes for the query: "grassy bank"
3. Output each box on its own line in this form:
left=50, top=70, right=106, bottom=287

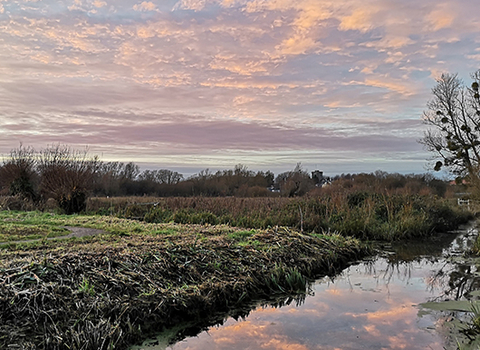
left=0, top=211, right=370, bottom=350
left=89, top=193, right=473, bottom=240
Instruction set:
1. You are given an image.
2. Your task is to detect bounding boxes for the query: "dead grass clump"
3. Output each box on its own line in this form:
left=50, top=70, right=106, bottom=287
left=0, top=196, right=37, bottom=211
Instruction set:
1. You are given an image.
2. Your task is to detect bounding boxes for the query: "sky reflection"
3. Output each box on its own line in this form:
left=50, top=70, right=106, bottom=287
left=136, top=257, right=454, bottom=350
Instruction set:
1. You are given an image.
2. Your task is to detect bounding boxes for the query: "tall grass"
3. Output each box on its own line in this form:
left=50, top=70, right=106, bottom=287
left=87, top=192, right=472, bottom=241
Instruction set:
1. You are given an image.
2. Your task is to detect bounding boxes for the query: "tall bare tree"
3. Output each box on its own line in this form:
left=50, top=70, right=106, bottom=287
left=420, top=70, right=480, bottom=190
left=275, top=163, right=313, bottom=197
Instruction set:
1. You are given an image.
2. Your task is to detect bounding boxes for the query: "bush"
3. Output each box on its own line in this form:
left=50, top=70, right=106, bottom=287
left=59, top=188, right=87, bottom=215
left=192, top=212, right=218, bottom=225
left=144, top=207, right=172, bottom=223
left=124, top=204, right=151, bottom=219
left=172, top=209, right=194, bottom=224
left=347, top=191, right=369, bottom=208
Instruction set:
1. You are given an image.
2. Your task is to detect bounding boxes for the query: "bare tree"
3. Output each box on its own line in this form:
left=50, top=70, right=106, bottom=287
left=420, top=70, right=480, bottom=189
left=93, top=161, right=125, bottom=196
left=0, top=144, right=38, bottom=200
left=275, top=163, right=313, bottom=197
left=139, top=169, right=184, bottom=185
left=37, top=145, right=100, bottom=213
left=157, top=169, right=183, bottom=185
left=120, top=162, right=140, bottom=181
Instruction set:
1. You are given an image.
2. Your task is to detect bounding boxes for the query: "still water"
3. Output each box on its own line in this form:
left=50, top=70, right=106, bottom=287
left=135, top=223, right=479, bottom=350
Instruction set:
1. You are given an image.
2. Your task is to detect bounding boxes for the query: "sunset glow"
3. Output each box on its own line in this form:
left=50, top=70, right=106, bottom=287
left=1, top=0, right=479, bottom=174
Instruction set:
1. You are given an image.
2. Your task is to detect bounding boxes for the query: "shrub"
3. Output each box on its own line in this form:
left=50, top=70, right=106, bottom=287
left=144, top=207, right=172, bottom=223
left=347, top=191, right=369, bottom=208
left=59, top=188, right=87, bottom=215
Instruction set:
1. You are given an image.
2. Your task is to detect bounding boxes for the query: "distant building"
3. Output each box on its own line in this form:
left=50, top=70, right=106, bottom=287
left=268, top=185, right=281, bottom=193
left=312, top=170, right=331, bottom=187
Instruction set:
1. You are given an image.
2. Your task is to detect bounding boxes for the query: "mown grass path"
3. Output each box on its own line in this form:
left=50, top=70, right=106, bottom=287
left=0, top=226, right=105, bottom=245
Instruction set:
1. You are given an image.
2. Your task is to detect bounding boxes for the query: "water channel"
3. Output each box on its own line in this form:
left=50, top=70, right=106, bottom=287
left=133, top=222, right=480, bottom=350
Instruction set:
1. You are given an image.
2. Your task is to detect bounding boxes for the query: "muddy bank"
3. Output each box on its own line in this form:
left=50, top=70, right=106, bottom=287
left=0, top=224, right=370, bottom=350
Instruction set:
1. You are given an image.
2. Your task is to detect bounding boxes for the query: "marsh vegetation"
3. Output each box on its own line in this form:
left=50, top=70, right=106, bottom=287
left=89, top=193, right=471, bottom=241
left=0, top=145, right=477, bottom=349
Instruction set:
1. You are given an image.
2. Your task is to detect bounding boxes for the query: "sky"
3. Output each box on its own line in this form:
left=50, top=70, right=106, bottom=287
left=1, top=0, right=479, bottom=177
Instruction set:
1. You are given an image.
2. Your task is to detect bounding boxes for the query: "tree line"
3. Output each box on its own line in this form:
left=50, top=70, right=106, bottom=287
left=1, top=69, right=479, bottom=213
left=0, top=145, right=307, bottom=212
left=0, top=144, right=451, bottom=214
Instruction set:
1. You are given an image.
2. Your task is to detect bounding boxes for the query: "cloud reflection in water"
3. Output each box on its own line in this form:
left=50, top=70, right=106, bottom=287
left=161, top=258, right=450, bottom=350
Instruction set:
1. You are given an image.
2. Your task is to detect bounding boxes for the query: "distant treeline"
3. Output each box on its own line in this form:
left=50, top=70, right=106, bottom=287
left=0, top=145, right=451, bottom=213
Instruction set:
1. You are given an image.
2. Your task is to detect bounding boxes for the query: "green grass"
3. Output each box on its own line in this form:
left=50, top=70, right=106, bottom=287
left=0, top=211, right=282, bottom=249
left=227, top=229, right=256, bottom=241
left=0, top=211, right=72, bottom=242
left=237, top=239, right=262, bottom=248
left=78, top=277, right=95, bottom=296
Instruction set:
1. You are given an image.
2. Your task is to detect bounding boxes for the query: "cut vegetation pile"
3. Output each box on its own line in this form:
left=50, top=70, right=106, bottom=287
left=0, top=212, right=370, bottom=350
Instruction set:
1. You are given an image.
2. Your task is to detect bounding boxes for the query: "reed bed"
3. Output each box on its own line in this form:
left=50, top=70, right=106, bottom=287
left=88, top=193, right=472, bottom=241
left=0, top=212, right=370, bottom=350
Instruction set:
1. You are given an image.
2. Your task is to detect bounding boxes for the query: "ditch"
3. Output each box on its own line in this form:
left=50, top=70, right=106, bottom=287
left=132, top=222, right=480, bottom=350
